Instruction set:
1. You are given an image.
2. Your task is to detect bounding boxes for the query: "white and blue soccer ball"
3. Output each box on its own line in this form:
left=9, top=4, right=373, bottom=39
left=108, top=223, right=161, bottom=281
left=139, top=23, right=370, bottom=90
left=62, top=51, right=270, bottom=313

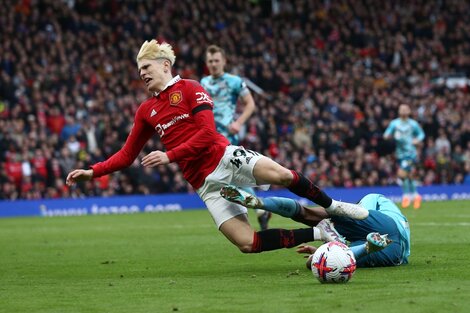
left=311, top=241, right=357, bottom=283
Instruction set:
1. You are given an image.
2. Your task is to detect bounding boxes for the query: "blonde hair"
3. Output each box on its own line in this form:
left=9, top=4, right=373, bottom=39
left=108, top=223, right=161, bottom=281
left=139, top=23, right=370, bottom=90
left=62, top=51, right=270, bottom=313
left=136, top=40, right=176, bottom=65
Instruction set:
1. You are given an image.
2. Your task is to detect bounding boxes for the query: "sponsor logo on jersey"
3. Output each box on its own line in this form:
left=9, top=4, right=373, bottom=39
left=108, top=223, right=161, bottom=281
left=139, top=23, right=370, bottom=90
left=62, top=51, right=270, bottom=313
left=150, top=109, right=157, bottom=117
left=155, top=113, right=190, bottom=137
left=195, top=91, right=213, bottom=104
left=169, top=91, right=182, bottom=106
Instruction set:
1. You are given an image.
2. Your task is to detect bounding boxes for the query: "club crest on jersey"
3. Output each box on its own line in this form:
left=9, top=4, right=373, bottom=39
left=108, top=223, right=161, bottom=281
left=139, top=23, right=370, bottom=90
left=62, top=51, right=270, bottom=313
left=169, top=91, right=182, bottom=106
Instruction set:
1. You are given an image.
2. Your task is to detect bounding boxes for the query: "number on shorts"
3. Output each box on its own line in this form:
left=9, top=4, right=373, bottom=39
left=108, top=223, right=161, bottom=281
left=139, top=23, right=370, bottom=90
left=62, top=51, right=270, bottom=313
left=230, top=148, right=259, bottom=168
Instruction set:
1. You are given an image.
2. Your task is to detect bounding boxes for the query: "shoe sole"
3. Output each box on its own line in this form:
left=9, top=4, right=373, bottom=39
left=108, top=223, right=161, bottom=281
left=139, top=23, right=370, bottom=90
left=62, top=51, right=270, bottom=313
left=220, top=187, right=243, bottom=203
left=220, top=186, right=258, bottom=209
left=366, top=232, right=391, bottom=252
left=318, top=220, right=347, bottom=244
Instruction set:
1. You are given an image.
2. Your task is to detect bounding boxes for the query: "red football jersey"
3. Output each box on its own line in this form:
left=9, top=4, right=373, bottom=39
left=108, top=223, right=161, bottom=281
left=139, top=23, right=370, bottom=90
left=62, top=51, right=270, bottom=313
left=91, top=76, right=230, bottom=189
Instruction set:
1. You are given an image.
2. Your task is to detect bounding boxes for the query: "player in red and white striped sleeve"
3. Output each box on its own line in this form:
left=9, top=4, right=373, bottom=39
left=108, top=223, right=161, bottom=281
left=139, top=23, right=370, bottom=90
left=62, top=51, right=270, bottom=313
left=66, top=40, right=368, bottom=254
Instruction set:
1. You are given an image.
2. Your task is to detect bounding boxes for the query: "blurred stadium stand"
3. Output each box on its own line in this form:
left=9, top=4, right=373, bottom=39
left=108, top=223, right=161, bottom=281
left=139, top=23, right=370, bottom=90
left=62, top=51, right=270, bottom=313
left=1, top=0, right=469, bottom=200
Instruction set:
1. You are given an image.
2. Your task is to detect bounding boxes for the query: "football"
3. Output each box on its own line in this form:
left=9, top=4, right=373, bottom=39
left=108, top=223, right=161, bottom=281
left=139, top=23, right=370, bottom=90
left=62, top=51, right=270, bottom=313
left=310, top=241, right=357, bottom=283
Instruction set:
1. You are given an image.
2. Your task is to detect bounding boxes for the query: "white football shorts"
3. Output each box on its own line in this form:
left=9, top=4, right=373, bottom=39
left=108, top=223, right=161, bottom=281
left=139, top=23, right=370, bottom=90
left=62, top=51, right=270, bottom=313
left=196, top=145, right=270, bottom=229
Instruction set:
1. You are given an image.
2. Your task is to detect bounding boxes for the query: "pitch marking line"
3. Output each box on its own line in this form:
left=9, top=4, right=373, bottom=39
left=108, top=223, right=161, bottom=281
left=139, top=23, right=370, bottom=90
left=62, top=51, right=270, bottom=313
left=414, top=222, right=470, bottom=227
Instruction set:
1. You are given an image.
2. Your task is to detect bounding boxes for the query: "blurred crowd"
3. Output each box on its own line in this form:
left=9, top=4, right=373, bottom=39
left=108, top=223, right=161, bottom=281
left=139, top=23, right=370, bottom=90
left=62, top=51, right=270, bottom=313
left=1, top=0, right=469, bottom=200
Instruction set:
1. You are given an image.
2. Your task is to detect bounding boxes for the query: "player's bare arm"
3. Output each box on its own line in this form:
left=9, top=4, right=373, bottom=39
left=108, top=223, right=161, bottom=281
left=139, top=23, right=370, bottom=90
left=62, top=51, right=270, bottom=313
left=141, top=150, right=170, bottom=167
left=66, top=169, right=94, bottom=186
left=296, top=245, right=317, bottom=256
left=229, top=92, right=255, bottom=135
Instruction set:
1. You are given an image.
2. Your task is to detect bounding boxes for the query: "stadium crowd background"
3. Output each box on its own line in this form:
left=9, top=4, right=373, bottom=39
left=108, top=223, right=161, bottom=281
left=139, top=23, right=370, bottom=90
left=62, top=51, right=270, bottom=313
left=0, top=0, right=469, bottom=200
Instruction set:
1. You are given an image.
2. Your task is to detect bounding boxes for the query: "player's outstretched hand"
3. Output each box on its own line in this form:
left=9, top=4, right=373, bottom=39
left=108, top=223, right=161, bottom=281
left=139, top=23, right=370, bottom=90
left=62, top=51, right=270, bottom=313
left=296, top=245, right=317, bottom=257
left=228, top=121, right=241, bottom=134
left=66, top=169, right=93, bottom=186
left=141, top=150, right=170, bottom=167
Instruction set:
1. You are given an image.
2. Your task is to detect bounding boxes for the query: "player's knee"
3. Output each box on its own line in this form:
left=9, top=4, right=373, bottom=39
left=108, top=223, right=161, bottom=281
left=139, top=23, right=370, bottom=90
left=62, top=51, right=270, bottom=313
left=277, top=168, right=293, bottom=187
left=238, top=243, right=254, bottom=253
left=226, top=231, right=255, bottom=253
left=233, top=238, right=254, bottom=253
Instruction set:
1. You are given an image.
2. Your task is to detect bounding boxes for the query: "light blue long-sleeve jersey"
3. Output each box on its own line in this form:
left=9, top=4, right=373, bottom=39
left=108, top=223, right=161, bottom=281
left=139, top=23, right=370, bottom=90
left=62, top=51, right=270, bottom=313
left=201, top=73, right=250, bottom=144
left=384, top=118, right=425, bottom=160
left=359, top=193, right=411, bottom=264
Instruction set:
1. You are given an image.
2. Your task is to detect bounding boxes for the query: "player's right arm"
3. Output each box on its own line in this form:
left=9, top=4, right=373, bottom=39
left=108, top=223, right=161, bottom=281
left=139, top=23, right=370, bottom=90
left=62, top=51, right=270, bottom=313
left=66, top=168, right=94, bottom=185
left=296, top=245, right=317, bottom=255
left=412, top=120, right=425, bottom=145
left=229, top=91, right=255, bottom=135
left=66, top=108, right=154, bottom=186
left=383, top=120, right=396, bottom=140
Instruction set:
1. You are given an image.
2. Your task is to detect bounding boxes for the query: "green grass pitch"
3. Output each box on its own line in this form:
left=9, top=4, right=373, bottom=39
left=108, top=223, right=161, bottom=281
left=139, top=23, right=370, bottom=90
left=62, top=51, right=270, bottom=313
left=1, top=200, right=470, bottom=313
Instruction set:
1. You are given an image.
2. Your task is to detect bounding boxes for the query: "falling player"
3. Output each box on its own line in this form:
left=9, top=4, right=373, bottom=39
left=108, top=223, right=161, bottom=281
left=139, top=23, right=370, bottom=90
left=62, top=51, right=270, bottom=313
left=66, top=40, right=368, bottom=255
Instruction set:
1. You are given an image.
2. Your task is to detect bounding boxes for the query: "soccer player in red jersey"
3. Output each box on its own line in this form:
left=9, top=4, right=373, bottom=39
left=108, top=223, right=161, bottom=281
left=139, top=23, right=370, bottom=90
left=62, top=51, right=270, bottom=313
left=66, top=40, right=368, bottom=254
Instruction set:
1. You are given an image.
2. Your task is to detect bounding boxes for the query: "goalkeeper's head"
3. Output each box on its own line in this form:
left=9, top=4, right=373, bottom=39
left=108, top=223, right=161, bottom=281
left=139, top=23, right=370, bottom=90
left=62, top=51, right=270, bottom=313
left=136, top=40, right=176, bottom=93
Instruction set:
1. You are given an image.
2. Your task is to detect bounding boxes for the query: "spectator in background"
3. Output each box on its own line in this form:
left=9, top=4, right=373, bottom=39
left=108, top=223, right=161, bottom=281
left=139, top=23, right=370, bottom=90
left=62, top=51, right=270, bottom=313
left=0, top=0, right=469, bottom=200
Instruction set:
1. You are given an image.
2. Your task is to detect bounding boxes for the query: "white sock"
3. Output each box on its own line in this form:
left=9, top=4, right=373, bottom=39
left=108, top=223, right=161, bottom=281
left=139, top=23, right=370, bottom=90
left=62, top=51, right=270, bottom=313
left=313, top=227, right=322, bottom=241
left=328, top=199, right=339, bottom=210
left=255, top=209, right=266, bottom=216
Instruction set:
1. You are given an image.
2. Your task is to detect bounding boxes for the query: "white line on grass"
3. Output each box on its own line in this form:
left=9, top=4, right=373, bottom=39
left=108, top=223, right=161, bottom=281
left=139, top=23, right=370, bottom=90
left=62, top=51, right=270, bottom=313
left=449, top=214, right=470, bottom=218
left=414, top=222, right=470, bottom=227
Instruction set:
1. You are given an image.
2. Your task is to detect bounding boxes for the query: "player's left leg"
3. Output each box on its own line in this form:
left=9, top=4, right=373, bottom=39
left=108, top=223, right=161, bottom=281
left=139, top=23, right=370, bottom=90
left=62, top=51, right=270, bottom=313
left=220, top=185, right=328, bottom=226
left=220, top=146, right=367, bottom=219
left=218, top=213, right=318, bottom=254
left=220, top=186, right=342, bottom=242
left=249, top=155, right=368, bottom=219
left=199, top=180, right=317, bottom=254
left=408, top=163, right=422, bottom=209
left=397, top=165, right=411, bottom=208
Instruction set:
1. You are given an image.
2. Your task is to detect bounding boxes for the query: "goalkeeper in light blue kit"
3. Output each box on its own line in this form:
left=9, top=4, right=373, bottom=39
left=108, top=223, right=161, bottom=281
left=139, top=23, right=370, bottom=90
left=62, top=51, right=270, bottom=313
left=201, top=45, right=271, bottom=230
left=324, top=193, right=410, bottom=267
left=383, top=104, right=425, bottom=209
left=220, top=185, right=410, bottom=268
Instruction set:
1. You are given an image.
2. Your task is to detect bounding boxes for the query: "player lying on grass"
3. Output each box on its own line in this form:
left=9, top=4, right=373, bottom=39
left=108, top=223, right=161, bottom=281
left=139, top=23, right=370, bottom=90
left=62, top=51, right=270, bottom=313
left=221, top=187, right=410, bottom=267
left=66, top=39, right=368, bottom=254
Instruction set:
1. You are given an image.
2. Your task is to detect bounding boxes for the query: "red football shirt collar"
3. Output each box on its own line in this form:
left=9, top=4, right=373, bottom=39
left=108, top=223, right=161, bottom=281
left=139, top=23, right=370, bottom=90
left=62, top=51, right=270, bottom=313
left=154, top=75, right=181, bottom=96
